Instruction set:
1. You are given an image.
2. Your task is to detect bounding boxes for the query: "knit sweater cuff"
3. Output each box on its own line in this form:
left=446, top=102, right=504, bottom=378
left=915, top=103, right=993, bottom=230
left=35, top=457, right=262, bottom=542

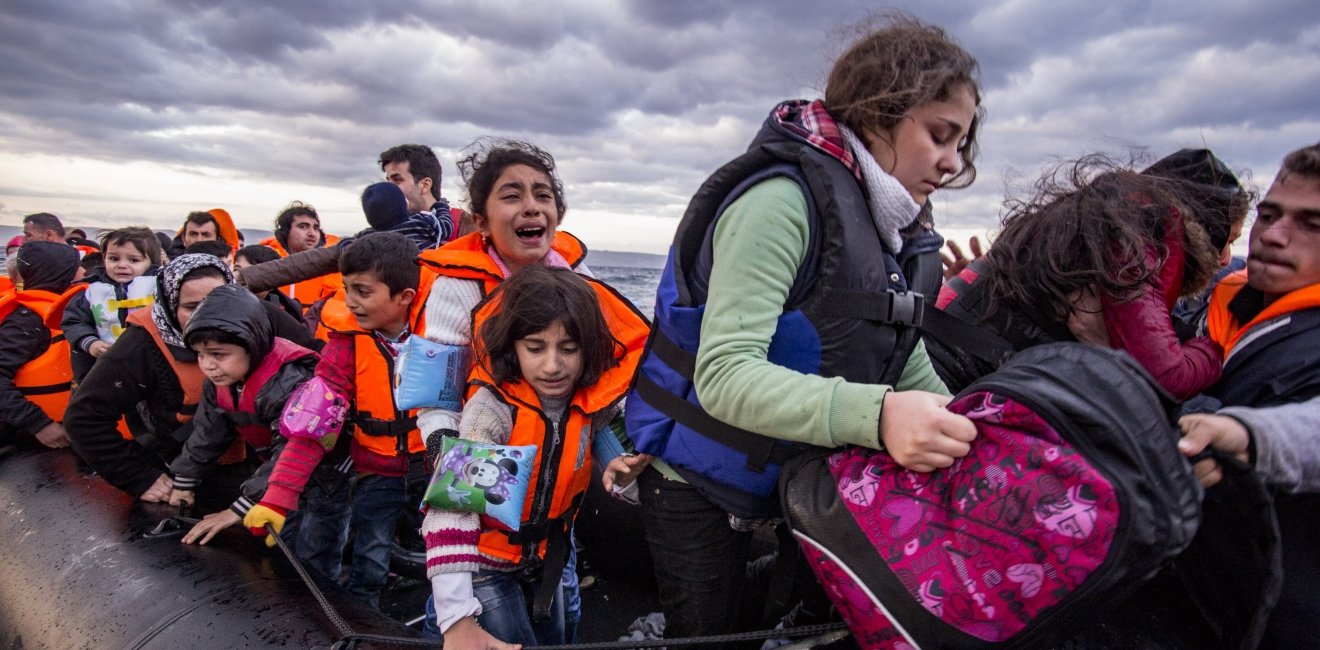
left=827, top=382, right=890, bottom=450
left=260, top=482, right=302, bottom=513
left=229, top=495, right=256, bottom=518
left=423, top=511, right=483, bottom=578
left=172, top=475, right=200, bottom=491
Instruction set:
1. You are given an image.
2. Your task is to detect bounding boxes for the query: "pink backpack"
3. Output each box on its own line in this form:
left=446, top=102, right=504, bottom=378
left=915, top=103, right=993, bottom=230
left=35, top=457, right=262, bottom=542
left=780, top=343, right=1203, bottom=648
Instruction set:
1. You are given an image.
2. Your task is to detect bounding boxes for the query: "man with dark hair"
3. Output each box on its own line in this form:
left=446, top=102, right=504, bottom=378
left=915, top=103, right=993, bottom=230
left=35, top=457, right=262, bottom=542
left=183, top=211, right=220, bottom=247
left=379, top=144, right=456, bottom=247
left=22, top=213, right=66, bottom=243
left=270, top=202, right=327, bottom=256
left=169, top=209, right=241, bottom=258
left=1178, top=142, right=1320, bottom=648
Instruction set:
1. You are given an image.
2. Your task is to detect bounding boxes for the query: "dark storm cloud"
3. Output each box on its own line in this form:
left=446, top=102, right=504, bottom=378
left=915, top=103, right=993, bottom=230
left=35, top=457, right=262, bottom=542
left=1, top=0, right=1318, bottom=240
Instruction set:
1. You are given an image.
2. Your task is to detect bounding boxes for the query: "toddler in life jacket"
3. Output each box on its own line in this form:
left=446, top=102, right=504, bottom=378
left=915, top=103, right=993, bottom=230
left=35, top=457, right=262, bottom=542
left=164, top=284, right=321, bottom=545
left=423, top=264, right=646, bottom=648
left=61, top=226, right=162, bottom=381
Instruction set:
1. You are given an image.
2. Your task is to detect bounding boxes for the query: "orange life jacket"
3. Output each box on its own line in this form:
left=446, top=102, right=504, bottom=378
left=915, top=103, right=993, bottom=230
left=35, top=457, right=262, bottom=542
left=468, top=274, right=650, bottom=565
left=0, top=275, right=13, bottom=296
left=0, top=288, right=80, bottom=423
left=415, top=231, right=588, bottom=297
left=1207, top=270, right=1320, bottom=356
left=212, top=337, right=318, bottom=448
left=319, top=271, right=437, bottom=458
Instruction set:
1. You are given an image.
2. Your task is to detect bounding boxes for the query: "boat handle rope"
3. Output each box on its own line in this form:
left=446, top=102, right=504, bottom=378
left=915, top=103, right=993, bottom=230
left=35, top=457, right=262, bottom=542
left=263, top=523, right=849, bottom=649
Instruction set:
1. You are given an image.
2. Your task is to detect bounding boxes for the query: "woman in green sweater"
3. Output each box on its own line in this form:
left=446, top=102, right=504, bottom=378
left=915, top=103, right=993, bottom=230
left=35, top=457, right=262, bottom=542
left=614, top=14, right=985, bottom=641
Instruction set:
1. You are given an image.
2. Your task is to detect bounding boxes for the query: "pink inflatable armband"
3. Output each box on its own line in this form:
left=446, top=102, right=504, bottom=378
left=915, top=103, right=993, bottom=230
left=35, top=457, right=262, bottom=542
left=280, top=377, right=349, bottom=446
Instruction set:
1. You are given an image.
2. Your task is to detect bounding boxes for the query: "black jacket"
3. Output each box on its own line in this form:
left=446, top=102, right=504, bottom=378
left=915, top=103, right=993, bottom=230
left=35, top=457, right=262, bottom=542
left=0, top=307, right=54, bottom=439
left=64, top=298, right=321, bottom=497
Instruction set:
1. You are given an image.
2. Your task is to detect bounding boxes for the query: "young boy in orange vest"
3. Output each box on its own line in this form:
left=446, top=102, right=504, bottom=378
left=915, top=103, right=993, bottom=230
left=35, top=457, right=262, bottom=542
left=245, top=232, right=432, bottom=607
left=0, top=242, right=79, bottom=448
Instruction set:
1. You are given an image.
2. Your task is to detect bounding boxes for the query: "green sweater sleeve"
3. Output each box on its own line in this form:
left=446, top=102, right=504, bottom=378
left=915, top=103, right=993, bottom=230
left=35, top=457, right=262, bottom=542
left=693, top=177, right=949, bottom=451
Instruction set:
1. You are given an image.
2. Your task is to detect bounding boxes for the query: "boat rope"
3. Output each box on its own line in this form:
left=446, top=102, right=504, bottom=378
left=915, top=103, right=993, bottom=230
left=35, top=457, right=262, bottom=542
left=264, top=525, right=849, bottom=649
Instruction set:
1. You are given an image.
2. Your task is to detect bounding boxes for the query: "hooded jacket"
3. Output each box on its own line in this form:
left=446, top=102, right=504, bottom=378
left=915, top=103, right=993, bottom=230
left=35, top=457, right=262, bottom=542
left=168, top=285, right=319, bottom=516
left=64, top=256, right=322, bottom=498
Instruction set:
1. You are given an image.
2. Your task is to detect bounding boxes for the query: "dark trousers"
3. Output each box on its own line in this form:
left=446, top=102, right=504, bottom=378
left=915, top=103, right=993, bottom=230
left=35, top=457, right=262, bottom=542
left=638, top=468, right=755, bottom=642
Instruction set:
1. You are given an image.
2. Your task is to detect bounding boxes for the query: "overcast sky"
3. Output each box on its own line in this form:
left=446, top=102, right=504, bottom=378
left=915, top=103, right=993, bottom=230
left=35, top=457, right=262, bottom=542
left=1, top=1, right=1317, bottom=253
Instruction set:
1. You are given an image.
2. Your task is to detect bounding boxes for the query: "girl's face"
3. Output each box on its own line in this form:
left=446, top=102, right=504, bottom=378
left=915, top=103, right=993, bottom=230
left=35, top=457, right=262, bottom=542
left=105, top=241, right=152, bottom=284
left=175, top=275, right=226, bottom=329
left=865, top=84, right=977, bottom=205
left=514, top=320, right=582, bottom=399
left=475, top=164, right=561, bottom=273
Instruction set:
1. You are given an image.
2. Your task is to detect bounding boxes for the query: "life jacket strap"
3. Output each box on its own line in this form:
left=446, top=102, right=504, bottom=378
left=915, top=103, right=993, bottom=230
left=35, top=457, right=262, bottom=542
left=16, top=382, right=72, bottom=396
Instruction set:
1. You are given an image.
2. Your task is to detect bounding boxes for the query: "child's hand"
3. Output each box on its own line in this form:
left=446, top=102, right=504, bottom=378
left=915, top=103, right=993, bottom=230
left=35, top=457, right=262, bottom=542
left=88, top=341, right=111, bottom=358
left=243, top=503, right=287, bottom=548
left=1177, top=414, right=1250, bottom=488
left=880, top=390, right=977, bottom=473
left=168, top=489, right=195, bottom=507
left=444, top=616, right=520, bottom=650
left=140, top=473, right=173, bottom=502
left=603, top=453, right=652, bottom=492
left=182, top=510, right=241, bottom=545
left=33, top=422, right=70, bottom=448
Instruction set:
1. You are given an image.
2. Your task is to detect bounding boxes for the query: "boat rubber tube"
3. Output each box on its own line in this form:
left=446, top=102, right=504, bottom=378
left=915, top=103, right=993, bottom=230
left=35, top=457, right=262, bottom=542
left=0, top=447, right=421, bottom=649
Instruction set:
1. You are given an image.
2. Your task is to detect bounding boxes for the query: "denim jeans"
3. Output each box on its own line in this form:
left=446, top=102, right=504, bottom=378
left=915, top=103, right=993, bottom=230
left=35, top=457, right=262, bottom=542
left=421, top=569, right=566, bottom=644
left=294, top=472, right=352, bottom=584
left=638, top=467, right=755, bottom=640
left=295, top=472, right=410, bottom=608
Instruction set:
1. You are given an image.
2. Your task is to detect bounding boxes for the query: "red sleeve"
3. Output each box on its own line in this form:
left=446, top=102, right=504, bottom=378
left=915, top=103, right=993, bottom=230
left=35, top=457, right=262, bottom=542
left=259, top=436, right=328, bottom=512
left=1102, top=242, right=1222, bottom=400
left=314, top=331, right=356, bottom=397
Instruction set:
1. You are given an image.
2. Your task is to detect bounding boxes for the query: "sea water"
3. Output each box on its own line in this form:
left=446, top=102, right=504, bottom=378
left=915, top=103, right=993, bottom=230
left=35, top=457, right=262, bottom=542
left=594, top=265, right=661, bottom=320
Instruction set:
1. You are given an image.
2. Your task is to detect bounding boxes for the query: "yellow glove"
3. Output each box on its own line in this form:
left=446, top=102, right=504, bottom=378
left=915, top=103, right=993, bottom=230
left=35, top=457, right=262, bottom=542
left=243, top=504, right=287, bottom=548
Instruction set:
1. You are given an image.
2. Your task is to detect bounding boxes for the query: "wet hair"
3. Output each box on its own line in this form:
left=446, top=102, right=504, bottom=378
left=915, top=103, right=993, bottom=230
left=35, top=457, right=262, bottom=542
left=184, top=211, right=219, bottom=231
left=99, top=226, right=162, bottom=265
left=79, top=252, right=104, bottom=275
left=23, top=212, right=65, bottom=237
left=477, top=265, right=618, bottom=389
left=185, top=239, right=233, bottom=260
left=235, top=244, right=281, bottom=266
left=984, top=155, right=1229, bottom=323
left=824, top=12, right=983, bottom=188
left=338, top=231, right=420, bottom=296
left=1278, top=142, right=1320, bottom=183
left=379, top=144, right=443, bottom=201
left=458, top=139, right=567, bottom=221
left=184, top=326, right=248, bottom=352
left=273, top=201, right=322, bottom=249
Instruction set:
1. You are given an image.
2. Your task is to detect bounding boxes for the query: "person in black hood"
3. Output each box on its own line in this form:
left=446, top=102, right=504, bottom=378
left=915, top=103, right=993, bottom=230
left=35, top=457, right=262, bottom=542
left=0, top=242, right=79, bottom=448
left=164, top=284, right=328, bottom=545
left=64, top=254, right=323, bottom=503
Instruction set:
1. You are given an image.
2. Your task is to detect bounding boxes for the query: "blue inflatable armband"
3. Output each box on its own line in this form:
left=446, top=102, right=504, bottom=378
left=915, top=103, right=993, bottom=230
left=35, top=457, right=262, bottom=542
left=394, top=337, right=471, bottom=411
left=592, top=411, right=635, bottom=474
left=424, top=437, right=535, bottom=531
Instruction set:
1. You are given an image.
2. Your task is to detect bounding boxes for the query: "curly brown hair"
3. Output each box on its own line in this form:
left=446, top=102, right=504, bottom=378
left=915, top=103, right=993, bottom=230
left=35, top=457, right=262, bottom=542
left=824, top=12, right=983, bottom=188
left=457, top=138, right=567, bottom=222
left=983, top=155, right=1233, bottom=323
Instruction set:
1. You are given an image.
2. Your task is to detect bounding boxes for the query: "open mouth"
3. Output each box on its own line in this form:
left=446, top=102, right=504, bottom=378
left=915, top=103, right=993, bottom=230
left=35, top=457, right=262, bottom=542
left=515, top=226, right=546, bottom=243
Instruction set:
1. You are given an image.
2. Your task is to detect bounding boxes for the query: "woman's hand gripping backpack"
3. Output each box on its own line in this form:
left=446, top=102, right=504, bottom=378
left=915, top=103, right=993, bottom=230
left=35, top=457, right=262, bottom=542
left=779, top=343, right=1206, bottom=649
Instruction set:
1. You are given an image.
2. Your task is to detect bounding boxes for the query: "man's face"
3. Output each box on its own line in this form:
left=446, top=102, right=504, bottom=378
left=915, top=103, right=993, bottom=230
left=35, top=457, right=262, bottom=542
left=183, top=220, right=219, bottom=247
left=22, top=221, right=60, bottom=243
left=1246, top=173, right=1320, bottom=302
left=287, top=214, right=322, bottom=253
left=384, top=161, right=431, bottom=213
